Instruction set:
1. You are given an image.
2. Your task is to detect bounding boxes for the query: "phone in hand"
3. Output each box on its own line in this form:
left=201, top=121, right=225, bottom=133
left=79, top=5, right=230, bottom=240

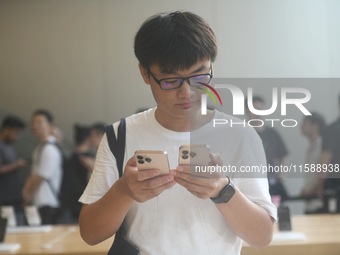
left=178, top=144, right=220, bottom=178
left=278, top=206, right=292, bottom=231
left=178, top=144, right=210, bottom=166
left=135, top=150, right=170, bottom=175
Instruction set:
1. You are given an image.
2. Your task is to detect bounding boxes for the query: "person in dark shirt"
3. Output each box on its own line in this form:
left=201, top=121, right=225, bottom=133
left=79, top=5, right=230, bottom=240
left=72, top=122, right=106, bottom=191
left=321, top=102, right=340, bottom=169
left=245, top=96, right=289, bottom=201
left=88, top=122, right=105, bottom=152
left=300, top=112, right=326, bottom=213
left=68, top=124, right=93, bottom=221
left=320, top=95, right=340, bottom=212
left=0, top=116, right=26, bottom=206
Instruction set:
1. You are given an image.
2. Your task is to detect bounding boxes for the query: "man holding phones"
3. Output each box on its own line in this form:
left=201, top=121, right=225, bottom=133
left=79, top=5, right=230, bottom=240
left=79, top=11, right=276, bottom=254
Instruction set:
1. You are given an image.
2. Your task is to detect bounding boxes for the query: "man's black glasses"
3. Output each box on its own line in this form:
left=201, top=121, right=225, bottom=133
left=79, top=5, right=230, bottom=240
left=147, top=65, right=213, bottom=90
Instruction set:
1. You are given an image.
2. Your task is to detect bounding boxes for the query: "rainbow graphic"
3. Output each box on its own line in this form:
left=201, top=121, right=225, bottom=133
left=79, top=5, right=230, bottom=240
left=198, top=83, right=223, bottom=106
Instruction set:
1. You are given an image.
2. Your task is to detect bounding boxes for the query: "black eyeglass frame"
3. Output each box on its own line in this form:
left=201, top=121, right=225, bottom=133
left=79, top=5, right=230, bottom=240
left=146, top=64, right=213, bottom=90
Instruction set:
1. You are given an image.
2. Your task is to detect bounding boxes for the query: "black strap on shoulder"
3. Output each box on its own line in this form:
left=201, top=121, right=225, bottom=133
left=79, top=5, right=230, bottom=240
left=105, top=118, right=126, bottom=178
left=105, top=119, right=139, bottom=255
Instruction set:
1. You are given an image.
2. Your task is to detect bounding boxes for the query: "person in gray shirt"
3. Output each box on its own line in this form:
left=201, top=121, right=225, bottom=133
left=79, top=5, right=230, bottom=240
left=0, top=116, right=26, bottom=206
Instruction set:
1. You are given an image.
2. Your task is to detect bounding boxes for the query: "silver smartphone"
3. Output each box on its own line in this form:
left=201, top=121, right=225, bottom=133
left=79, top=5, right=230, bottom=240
left=135, top=150, right=170, bottom=175
left=179, top=144, right=213, bottom=177
left=179, top=144, right=210, bottom=166
left=179, top=144, right=223, bottom=178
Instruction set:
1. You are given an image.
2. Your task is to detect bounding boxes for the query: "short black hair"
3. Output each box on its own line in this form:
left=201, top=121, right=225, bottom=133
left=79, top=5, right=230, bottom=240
left=91, top=122, right=106, bottom=136
left=304, top=112, right=326, bottom=135
left=32, top=109, right=54, bottom=124
left=74, top=124, right=91, bottom=145
left=134, top=11, right=217, bottom=72
left=1, top=116, right=26, bottom=131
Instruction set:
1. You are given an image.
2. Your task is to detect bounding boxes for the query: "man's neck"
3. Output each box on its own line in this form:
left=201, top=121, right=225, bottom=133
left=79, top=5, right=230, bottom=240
left=155, top=109, right=214, bottom=132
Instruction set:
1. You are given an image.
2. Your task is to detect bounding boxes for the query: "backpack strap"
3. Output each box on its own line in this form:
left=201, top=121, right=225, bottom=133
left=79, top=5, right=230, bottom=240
left=105, top=119, right=139, bottom=255
left=105, top=118, right=126, bottom=177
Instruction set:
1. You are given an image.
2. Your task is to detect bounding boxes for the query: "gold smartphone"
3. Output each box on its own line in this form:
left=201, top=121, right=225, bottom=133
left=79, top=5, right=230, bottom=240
left=135, top=150, right=170, bottom=175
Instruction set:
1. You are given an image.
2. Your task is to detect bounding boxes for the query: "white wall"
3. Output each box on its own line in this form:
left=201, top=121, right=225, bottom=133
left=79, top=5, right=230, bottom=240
left=1, top=0, right=339, bottom=204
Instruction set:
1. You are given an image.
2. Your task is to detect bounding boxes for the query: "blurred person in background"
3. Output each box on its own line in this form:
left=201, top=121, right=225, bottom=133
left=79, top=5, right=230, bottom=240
left=22, top=109, right=62, bottom=224
left=245, top=96, right=289, bottom=202
left=89, top=122, right=105, bottom=151
left=68, top=124, right=93, bottom=221
left=300, top=112, right=326, bottom=214
left=319, top=95, right=340, bottom=213
left=76, top=122, right=105, bottom=179
left=0, top=116, right=26, bottom=207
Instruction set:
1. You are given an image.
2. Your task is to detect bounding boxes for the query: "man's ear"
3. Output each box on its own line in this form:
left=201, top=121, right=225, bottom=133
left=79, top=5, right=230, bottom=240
left=139, top=63, right=150, bottom=85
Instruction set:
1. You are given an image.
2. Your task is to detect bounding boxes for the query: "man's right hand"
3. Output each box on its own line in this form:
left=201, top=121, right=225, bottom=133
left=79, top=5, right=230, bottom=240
left=119, top=156, right=176, bottom=203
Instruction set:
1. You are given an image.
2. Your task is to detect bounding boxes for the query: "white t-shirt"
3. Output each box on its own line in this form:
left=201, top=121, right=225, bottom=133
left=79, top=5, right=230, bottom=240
left=80, top=108, right=277, bottom=255
left=32, top=136, right=62, bottom=208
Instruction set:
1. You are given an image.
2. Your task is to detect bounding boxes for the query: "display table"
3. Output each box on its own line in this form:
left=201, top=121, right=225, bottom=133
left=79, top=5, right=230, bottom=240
left=2, top=214, right=340, bottom=255
left=242, top=214, right=340, bottom=255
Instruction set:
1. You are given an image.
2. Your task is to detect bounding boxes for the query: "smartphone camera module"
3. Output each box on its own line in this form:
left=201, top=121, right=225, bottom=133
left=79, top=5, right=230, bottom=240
left=181, top=150, right=189, bottom=159
left=137, top=155, right=144, bottom=164
left=135, top=150, right=170, bottom=175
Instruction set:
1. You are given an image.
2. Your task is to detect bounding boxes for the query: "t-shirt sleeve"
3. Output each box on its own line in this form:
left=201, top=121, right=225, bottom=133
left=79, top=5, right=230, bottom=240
left=79, top=132, right=120, bottom=204
left=234, top=178, right=277, bottom=221
left=36, top=144, right=61, bottom=179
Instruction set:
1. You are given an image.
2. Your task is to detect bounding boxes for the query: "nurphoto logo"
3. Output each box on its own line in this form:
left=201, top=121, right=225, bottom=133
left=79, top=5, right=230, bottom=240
left=201, top=84, right=311, bottom=128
